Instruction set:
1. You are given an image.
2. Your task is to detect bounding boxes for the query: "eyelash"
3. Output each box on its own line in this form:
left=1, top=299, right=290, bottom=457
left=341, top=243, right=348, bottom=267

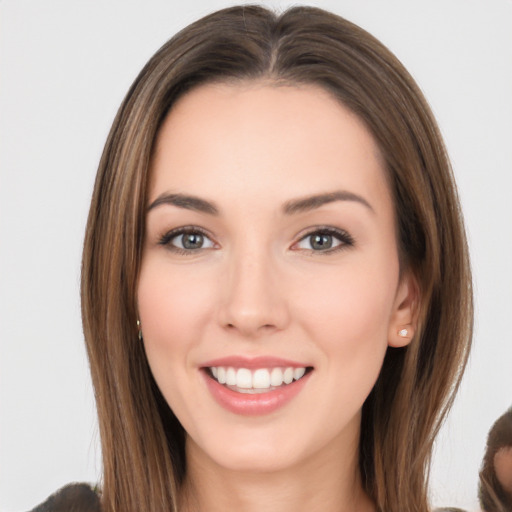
left=292, top=226, right=355, bottom=254
left=157, top=225, right=354, bottom=255
left=158, top=226, right=215, bottom=256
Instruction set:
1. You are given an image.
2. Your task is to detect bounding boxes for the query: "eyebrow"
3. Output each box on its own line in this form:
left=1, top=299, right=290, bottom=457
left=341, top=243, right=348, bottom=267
left=147, top=193, right=219, bottom=215
left=282, top=191, right=374, bottom=215
left=146, top=190, right=374, bottom=216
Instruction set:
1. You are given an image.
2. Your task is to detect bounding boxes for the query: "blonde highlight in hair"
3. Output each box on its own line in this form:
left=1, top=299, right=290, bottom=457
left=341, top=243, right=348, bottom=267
left=81, top=6, right=472, bottom=511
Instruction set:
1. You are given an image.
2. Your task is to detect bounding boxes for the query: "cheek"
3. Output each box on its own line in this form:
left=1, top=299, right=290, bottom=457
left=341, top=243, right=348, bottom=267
left=293, top=256, right=399, bottom=380
left=137, top=258, right=216, bottom=365
left=494, top=447, right=512, bottom=493
left=299, top=261, right=397, bottom=335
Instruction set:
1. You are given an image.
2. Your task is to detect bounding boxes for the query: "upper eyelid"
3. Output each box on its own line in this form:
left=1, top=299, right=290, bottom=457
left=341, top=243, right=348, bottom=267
left=161, top=225, right=212, bottom=237
left=294, top=225, right=353, bottom=240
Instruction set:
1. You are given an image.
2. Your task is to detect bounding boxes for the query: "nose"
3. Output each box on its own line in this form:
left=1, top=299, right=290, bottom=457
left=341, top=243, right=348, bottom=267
left=218, top=246, right=290, bottom=337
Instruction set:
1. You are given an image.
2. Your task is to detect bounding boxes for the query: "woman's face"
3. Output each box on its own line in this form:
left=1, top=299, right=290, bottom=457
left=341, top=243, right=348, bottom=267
left=138, top=82, right=415, bottom=474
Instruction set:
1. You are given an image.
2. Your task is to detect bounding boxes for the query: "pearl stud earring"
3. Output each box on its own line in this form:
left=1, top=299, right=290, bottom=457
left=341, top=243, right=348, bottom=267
left=137, top=319, right=143, bottom=341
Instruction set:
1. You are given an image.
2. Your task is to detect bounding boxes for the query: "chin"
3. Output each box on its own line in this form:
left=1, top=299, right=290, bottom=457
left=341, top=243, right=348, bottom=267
left=185, top=417, right=343, bottom=476
left=210, top=445, right=304, bottom=474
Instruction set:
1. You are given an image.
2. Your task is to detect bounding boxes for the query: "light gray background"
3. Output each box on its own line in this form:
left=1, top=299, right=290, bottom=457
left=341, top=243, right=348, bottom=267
left=1, top=1, right=511, bottom=510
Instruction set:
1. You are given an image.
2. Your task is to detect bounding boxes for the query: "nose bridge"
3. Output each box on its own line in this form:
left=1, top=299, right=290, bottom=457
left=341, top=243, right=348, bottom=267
left=219, top=238, right=288, bottom=335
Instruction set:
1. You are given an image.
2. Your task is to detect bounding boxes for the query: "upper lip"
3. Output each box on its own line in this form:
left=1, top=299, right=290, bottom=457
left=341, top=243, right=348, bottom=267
left=201, top=356, right=311, bottom=369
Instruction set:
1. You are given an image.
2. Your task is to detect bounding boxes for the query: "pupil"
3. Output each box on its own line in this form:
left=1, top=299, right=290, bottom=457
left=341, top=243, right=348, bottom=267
left=311, top=234, right=332, bottom=250
left=182, top=233, right=203, bottom=249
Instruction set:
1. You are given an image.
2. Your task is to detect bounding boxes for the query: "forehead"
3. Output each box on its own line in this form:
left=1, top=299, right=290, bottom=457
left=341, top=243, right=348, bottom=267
left=149, top=82, right=390, bottom=213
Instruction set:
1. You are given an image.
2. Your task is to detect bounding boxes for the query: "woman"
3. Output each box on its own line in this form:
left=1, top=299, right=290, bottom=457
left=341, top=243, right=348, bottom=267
left=75, top=5, right=472, bottom=511
left=479, top=408, right=512, bottom=512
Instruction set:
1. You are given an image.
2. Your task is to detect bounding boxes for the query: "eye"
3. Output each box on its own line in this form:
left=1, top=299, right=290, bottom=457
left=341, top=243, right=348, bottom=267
left=159, top=227, right=216, bottom=253
left=293, top=227, right=354, bottom=253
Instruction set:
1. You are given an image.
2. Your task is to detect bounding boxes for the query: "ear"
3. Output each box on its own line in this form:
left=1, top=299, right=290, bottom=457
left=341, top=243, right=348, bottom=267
left=388, top=270, right=420, bottom=348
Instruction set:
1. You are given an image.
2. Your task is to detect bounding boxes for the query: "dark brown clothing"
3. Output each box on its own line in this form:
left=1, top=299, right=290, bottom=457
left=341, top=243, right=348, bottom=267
left=29, top=483, right=101, bottom=512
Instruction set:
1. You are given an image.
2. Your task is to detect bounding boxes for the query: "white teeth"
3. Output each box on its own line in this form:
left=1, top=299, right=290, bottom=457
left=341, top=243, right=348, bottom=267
left=293, top=367, right=306, bottom=380
left=252, top=369, right=270, bottom=389
left=217, top=367, right=226, bottom=384
left=236, top=368, right=252, bottom=388
left=226, top=367, right=237, bottom=386
left=209, top=365, right=308, bottom=390
left=270, top=367, right=284, bottom=387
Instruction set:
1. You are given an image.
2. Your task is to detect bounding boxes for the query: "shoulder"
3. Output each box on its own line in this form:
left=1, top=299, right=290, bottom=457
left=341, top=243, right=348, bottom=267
left=29, top=483, right=101, bottom=512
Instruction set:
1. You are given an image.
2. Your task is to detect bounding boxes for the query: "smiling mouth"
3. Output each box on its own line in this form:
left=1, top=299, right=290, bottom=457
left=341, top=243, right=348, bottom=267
left=206, top=366, right=313, bottom=394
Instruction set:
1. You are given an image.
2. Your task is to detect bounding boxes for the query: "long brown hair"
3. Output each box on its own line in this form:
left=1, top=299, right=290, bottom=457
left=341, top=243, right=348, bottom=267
left=81, top=5, right=473, bottom=511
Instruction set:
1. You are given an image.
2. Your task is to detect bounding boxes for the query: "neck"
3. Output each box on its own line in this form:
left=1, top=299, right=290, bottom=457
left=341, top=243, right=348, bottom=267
left=179, top=433, right=375, bottom=512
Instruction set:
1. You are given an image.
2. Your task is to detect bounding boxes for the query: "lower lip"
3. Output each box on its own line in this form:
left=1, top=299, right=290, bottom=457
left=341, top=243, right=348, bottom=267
left=203, top=370, right=312, bottom=416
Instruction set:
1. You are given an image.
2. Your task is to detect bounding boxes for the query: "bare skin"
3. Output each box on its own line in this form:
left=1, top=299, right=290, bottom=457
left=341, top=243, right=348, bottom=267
left=495, top=446, right=512, bottom=494
left=138, top=82, right=416, bottom=512
left=179, top=425, right=374, bottom=512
